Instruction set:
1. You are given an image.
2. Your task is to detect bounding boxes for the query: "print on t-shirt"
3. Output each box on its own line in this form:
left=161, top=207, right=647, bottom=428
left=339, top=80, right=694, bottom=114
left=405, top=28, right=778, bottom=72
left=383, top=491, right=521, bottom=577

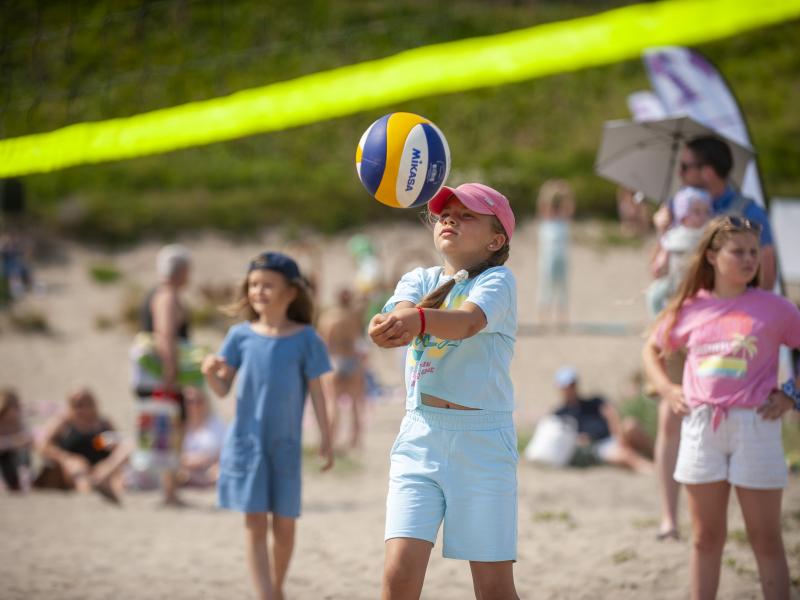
left=695, top=311, right=758, bottom=380
left=407, top=290, right=467, bottom=389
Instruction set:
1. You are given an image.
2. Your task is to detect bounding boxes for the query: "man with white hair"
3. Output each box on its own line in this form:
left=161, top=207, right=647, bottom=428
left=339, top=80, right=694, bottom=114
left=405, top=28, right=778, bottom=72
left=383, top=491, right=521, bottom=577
left=137, top=243, right=192, bottom=506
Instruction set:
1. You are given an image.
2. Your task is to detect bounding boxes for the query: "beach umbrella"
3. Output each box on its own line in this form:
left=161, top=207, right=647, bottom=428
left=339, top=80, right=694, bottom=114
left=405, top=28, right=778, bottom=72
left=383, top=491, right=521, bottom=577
left=594, top=115, right=754, bottom=202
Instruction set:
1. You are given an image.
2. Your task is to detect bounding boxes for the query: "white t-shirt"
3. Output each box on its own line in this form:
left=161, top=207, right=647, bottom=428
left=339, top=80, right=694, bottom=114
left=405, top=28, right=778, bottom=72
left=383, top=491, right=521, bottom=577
left=661, top=225, right=705, bottom=287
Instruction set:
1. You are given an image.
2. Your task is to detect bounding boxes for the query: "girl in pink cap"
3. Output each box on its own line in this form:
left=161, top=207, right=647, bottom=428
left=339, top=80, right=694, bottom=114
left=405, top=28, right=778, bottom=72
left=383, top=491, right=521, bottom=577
left=369, top=182, right=519, bottom=599
left=643, top=216, right=800, bottom=599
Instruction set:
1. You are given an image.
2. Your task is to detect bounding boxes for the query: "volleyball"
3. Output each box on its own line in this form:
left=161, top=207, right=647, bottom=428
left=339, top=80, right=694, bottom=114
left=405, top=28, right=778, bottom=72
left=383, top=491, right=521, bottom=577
left=355, top=112, right=450, bottom=208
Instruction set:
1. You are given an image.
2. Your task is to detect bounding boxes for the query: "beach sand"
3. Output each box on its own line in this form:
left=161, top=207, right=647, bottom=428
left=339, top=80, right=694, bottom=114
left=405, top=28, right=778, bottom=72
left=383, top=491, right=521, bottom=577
left=1, top=220, right=798, bottom=599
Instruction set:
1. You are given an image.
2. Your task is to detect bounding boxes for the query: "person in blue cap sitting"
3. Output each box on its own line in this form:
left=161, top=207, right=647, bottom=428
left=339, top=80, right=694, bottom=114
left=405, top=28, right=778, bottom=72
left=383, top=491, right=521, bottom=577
left=553, top=366, right=654, bottom=474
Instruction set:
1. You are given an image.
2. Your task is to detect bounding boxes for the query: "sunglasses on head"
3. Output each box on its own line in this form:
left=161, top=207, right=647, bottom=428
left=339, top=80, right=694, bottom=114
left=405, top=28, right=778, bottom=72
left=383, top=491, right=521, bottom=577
left=723, top=215, right=761, bottom=232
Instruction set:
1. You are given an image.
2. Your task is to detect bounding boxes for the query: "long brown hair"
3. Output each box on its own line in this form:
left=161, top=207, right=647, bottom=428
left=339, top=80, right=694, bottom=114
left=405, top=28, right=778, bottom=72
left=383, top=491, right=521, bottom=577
left=658, top=215, right=761, bottom=352
left=417, top=213, right=510, bottom=309
left=223, top=259, right=314, bottom=325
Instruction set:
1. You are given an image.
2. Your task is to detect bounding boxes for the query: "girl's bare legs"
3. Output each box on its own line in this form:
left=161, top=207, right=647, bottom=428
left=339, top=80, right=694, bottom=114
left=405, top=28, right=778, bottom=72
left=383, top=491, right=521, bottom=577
left=469, top=561, right=519, bottom=600
left=655, top=399, right=682, bottom=537
left=271, top=515, right=296, bottom=600
left=245, top=513, right=274, bottom=600
left=735, top=487, right=789, bottom=600
left=382, top=538, right=433, bottom=600
left=686, top=481, right=730, bottom=600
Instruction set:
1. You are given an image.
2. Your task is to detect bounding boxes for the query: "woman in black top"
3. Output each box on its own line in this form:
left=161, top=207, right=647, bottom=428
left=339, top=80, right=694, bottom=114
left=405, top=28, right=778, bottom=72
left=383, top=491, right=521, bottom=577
left=38, top=387, right=130, bottom=503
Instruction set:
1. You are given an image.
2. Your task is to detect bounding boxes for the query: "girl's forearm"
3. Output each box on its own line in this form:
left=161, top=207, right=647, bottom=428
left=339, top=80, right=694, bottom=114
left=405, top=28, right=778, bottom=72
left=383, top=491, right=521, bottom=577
left=308, top=383, right=331, bottom=444
left=420, top=308, right=485, bottom=340
left=311, top=398, right=331, bottom=445
left=205, top=374, right=230, bottom=397
left=642, top=342, right=673, bottom=395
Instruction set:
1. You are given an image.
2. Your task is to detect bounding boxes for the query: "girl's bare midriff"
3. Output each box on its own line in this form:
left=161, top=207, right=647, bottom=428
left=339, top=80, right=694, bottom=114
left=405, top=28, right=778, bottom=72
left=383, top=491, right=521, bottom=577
left=421, top=393, right=480, bottom=410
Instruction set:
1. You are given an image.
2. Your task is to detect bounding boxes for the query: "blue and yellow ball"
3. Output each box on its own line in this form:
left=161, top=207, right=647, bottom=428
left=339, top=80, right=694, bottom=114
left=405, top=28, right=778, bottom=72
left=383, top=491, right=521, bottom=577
left=355, top=112, right=450, bottom=208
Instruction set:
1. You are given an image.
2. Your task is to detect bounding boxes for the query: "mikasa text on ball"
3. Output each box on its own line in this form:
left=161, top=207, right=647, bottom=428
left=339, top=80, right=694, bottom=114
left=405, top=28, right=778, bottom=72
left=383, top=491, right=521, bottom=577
left=355, top=112, right=450, bottom=208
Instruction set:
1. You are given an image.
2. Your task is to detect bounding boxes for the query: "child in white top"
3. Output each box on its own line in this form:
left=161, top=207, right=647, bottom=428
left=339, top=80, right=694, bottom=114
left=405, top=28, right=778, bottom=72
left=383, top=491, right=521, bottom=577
left=647, top=186, right=712, bottom=316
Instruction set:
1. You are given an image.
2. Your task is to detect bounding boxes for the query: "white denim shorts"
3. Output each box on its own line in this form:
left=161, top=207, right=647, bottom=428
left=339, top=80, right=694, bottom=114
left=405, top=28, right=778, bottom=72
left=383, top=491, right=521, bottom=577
left=674, top=405, right=787, bottom=489
left=385, top=407, right=518, bottom=561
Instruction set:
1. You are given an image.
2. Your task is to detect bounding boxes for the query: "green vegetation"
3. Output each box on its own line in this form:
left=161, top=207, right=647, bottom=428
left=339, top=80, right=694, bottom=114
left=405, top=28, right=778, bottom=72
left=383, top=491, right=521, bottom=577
left=619, top=393, right=658, bottom=441
left=88, top=262, right=122, bottom=284
left=4, top=1, right=799, bottom=241
left=611, top=549, right=637, bottom=564
left=8, top=306, right=50, bottom=333
left=532, top=510, right=575, bottom=528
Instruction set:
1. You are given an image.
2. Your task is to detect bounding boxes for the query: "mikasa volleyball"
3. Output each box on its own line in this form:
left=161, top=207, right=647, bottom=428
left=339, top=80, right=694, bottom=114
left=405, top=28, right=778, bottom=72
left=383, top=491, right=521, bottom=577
left=355, top=112, right=450, bottom=208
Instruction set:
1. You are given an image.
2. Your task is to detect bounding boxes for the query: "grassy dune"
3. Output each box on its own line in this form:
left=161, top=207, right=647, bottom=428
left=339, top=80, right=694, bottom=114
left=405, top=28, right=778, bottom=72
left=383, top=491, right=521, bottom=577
left=3, top=1, right=799, bottom=241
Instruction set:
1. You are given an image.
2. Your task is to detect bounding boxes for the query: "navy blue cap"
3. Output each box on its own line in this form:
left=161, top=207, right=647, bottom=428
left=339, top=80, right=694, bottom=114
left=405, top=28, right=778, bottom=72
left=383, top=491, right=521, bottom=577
left=248, top=252, right=301, bottom=281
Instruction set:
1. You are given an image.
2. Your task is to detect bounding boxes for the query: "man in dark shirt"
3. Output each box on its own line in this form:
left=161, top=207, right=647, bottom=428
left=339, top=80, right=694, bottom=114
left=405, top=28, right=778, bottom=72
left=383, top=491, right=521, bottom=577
left=554, top=366, right=653, bottom=474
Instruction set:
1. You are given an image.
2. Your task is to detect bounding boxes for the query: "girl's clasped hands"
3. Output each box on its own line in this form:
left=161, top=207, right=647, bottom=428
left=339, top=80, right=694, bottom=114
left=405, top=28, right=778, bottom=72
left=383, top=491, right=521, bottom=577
left=368, top=310, right=420, bottom=348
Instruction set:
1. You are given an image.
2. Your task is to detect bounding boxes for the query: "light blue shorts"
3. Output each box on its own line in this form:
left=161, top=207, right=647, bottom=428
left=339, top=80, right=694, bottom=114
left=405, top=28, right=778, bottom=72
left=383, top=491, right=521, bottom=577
left=385, top=407, right=518, bottom=561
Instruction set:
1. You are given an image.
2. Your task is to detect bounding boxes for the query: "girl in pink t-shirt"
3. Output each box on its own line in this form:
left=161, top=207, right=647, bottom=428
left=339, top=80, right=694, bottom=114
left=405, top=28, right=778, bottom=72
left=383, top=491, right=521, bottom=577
left=643, top=215, right=800, bottom=600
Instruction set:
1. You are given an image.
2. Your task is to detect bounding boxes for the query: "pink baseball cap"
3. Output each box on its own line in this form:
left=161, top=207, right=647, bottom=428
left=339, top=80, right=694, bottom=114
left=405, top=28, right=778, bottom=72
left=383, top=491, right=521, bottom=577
left=428, top=183, right=515, bottom=240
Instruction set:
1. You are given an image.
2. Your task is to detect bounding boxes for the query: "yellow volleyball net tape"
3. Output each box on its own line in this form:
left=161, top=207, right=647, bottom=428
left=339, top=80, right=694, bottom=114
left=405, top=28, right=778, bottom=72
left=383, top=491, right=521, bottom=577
left=2, top=0, right=799, bottom=177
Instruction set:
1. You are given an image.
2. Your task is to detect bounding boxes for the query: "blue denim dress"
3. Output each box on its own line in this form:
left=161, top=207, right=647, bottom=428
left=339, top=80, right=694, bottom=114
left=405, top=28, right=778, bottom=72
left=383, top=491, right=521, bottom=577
left=217, top=323, right=330, bottom=516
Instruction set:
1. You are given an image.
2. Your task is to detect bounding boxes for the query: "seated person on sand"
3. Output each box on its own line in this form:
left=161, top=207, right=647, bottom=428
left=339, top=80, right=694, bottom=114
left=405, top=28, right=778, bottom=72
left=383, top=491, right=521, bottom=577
left=36, top=387, right=131, bottom=503
left=318, top=288, right=368, bottom=449
left=0, top=388, right=33, bottom=492
left=553, top=366, right=654, bottom=474
left=178, top=386, right=225, bottom=487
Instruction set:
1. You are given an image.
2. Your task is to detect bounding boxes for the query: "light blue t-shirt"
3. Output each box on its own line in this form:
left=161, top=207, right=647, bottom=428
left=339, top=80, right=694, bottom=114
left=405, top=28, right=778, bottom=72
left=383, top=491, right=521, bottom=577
left=383, top=266, right=517, bottom=412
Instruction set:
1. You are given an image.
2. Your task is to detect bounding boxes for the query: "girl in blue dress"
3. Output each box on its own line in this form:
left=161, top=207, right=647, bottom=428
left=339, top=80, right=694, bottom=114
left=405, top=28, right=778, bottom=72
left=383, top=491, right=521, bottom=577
left=202, top=251, right=333, bottom=600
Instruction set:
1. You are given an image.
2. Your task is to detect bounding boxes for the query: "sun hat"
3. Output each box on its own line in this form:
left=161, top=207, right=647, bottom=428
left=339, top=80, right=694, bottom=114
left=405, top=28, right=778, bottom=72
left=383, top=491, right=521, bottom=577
left=672, top=186, right=711, bottom=223
left=248, top=251, right=301, bottom=281
left=554, top=366, right=578, bottom=388
left=428, top=182, right=516, bottom=240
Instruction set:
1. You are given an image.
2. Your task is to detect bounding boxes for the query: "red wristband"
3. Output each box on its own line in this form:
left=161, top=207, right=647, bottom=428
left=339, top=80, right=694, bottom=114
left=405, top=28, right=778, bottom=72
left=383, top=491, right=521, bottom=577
left=417, top=307, right=426, bottom=337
